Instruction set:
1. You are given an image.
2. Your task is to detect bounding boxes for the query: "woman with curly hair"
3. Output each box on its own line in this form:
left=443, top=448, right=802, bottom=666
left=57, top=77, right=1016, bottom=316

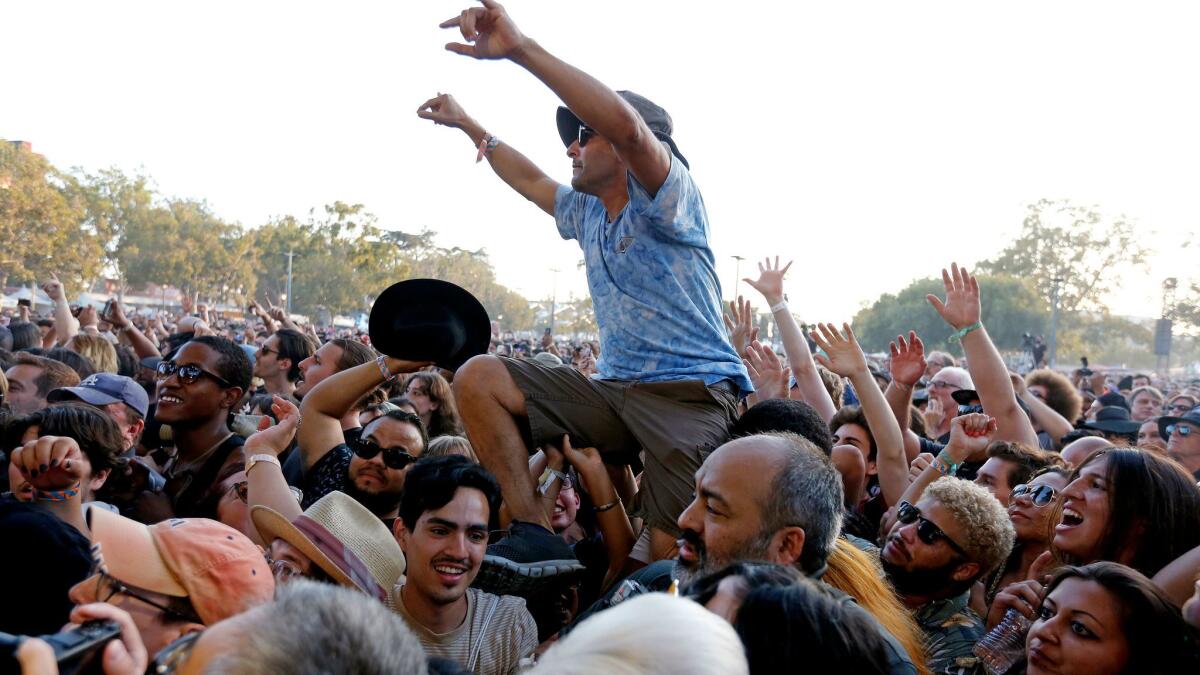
left=402, top=371, right=462, bottom=439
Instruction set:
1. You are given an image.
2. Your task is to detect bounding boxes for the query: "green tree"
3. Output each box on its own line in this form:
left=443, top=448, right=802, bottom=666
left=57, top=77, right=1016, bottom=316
left=853, top=274, right=1049, bottom=353
left=0, top=141, right=105, bottom=289
left=976, top=198, right=1152, bottom=314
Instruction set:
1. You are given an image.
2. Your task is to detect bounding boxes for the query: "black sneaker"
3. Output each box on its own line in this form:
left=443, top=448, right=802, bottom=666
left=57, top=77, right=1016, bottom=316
left=472, top=521, right=584, bottom=596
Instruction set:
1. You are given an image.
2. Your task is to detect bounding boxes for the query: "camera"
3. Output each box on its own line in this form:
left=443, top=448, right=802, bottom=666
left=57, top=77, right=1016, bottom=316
left=0, top=620, right=121, bottom=675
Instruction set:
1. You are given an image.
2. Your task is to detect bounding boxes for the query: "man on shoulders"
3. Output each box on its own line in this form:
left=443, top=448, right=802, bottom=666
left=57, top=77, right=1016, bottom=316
left=419, top=0, right=749, bottom=586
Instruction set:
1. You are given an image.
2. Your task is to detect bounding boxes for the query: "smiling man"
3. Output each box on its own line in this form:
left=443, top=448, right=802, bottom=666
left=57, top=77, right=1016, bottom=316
left=153, top=336, right=253, bottom=520
left=392, top=455, right=537, bottom=675
left=298, top=353, right=429, bottom=524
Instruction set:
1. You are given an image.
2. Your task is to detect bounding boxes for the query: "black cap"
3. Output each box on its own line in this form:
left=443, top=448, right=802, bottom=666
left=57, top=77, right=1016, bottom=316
left=368, top=279, right=491, bottom=372
left=556, top=90, right=690, bottom=169
left=951, top=389, right=981, bottom=406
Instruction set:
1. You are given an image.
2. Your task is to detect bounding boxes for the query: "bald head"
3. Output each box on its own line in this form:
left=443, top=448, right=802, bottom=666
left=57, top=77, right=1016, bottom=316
left=1061, top=436, right=1113, bottom=467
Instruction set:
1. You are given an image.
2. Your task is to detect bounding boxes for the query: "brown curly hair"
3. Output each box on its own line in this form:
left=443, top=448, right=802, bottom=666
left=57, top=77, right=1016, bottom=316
left=1025, top=369, right=1083, bottom=423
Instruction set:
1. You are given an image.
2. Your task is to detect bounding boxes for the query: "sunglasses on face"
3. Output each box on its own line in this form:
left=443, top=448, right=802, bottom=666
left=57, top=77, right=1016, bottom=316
left=156, top=361, right=232, bottom=387
left=929, top=380, right=961, bottom=391
left=1010, top=483, right=1058, bottom=507
left=1166, top=403, right=1195, bottom=414
left=896, top=501, right=967, bottom=556
left=577, top=125, right=596, bottom=147
left=351, top=437, right=417, bottom=470
left=258, top=345, right=276, bottom=357
left=1167, top=423, right=1197, bottom=437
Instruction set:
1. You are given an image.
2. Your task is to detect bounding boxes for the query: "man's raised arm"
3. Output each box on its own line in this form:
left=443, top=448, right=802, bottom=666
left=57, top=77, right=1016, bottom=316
left=417, top=92, right=559, bottom=216
left=439, top=0, right=671, bottom=195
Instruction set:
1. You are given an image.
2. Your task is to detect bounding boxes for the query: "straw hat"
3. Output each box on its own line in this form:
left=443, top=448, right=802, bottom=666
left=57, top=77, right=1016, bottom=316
left=252, top=491, right=405, bottom=604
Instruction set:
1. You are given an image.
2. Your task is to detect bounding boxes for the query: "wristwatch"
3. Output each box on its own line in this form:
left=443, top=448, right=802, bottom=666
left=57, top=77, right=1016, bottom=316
left=245, top=454, right=282, bottom=475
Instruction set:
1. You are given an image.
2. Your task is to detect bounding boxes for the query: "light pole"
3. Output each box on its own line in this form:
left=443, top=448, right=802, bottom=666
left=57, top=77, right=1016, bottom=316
left=1049, top=276, right=1063, bottom=368
left=284, top=250, right=296, bottom=314
left=731, top=255, right=745, bottom=300
left=549, top=268, right=560, bottom=333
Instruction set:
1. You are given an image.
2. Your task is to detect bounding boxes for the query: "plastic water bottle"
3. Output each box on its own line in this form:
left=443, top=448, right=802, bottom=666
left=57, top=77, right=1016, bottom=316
left=973, top=609, right=1032, bottom=675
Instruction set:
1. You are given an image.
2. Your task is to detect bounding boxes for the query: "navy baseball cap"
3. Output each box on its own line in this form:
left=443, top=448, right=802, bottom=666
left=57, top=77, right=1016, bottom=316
left=48, top=372, right=150, bottom=418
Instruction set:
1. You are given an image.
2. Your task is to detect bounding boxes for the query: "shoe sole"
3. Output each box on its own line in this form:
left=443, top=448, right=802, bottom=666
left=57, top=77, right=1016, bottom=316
left=471, top=556, right=586, bottom=595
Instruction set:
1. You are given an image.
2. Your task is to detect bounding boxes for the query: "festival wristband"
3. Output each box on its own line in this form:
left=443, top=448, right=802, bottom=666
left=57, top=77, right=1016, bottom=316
left=537, top=467, right=568, bottom=495
left=769, top=301, right=788, bottom=314
left=932, top=451, right=960, bottom=476
left=376, top=355, right=397, bottom=383
left=33, top=482, right=82, bottom=503
left=476, top=134, right=499, bottom=163
left=594, top=498, right=621, bottom=513
left=947, top=321, right=983, bottom=343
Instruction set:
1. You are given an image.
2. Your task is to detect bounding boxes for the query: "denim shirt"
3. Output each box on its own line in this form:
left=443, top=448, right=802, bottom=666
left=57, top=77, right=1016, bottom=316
left=554, top=156, right=752, bottom=393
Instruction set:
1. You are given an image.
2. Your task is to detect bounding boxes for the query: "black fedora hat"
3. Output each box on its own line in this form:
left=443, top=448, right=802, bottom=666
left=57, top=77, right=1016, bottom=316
left=1157, top=407, right=1200, bottom=442
left=368, top=279, right=491, bottom=372
left=1081, top=406, right=1141, bottom=436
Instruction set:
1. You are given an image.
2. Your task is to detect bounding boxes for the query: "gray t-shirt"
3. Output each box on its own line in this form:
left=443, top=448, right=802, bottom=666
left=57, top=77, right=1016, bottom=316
left=394, top=586, right=537, bottom=675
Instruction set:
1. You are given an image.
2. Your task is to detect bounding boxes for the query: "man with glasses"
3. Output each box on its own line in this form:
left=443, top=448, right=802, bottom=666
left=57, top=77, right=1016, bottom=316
left=1157, top=406, right=1200, bottom=479
left=416, top=0, right=749, bottom=590
left=298, top=352, right=429, bottom=525
left=66, top=506, right=273, bottom=659
left=879, top=478, right=1014, bottom=674
left=253, top=327, right=314, bottom=398
left=151, top=336, right=253, bottom=520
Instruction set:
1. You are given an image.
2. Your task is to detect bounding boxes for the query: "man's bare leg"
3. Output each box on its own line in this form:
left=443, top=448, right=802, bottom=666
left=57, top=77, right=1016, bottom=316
left=453, top=355, right=551, bottom=530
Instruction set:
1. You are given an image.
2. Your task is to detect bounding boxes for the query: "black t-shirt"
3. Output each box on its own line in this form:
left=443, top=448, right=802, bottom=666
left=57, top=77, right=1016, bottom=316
left=0, top=497, right=93, bottom=635
left=167, top=435, right=247, bottom=519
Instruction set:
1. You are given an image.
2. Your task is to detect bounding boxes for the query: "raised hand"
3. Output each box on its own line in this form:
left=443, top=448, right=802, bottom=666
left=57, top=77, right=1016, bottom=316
left=107, top=297, right=131, bottom=330
left=743, top=256, right=793, bottom=306
left=923, top=397, right=945, bottom=431
left=908, top=453, right=934, bottom=482
left=945, top=412, right=997, bottom=464
left=11, top=436, right=87, bottom=492
left=809, top=322, right=868, bottom=378
left=78, top=305, right=99, bottom=329
left=41, top=273, right=64, bottom=302
left=416, top=93, right=475, bottom=130
left=926, top=262, right=981, bottom=331
left=743, top=340, right=790, bottom=401
left=722, top=296, right=757, bottom=358
left=440, top=0, right=529, bottom=61
left=245, top=396, right=301, bottom=457
left=888, top=331, right=927, bottom=387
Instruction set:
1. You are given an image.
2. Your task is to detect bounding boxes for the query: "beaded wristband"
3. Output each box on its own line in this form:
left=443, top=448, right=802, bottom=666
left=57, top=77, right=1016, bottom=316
left=33, top=481, right=82, bottom=503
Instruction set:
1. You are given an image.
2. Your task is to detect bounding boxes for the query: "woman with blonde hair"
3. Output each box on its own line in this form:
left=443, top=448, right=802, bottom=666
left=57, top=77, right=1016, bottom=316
left=823, top=537, right=930, bottom=675
left=67, top=333, right=118, bottom=374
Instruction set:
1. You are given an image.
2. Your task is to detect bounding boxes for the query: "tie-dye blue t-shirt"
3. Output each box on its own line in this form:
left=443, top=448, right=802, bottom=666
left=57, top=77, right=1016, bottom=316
left=555, top=157, right=752, bottom=393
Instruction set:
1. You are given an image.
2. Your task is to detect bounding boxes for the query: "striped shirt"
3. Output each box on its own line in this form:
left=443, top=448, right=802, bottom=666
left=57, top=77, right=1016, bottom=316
left=393, top=587, right=537, bottom=675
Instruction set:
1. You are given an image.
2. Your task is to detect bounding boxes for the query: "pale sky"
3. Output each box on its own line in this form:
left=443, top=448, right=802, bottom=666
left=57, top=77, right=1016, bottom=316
left=6, top=1, right=1198, bottom=324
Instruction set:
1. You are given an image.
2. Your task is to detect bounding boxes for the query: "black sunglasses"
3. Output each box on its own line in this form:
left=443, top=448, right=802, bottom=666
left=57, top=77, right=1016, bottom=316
left=577, top=125, right=596, bottom=147
left=1010, top=483, right=1058, bottom=507
left=896, top=501, right=967, bottom=556
left=156, top=361, right=232, bottom=387
left=351, top=437, right=417, bottom=470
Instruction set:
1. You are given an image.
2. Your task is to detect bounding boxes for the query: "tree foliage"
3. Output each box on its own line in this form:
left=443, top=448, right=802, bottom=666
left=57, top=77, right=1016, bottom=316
left=976, top=198, right=1151, bottom=315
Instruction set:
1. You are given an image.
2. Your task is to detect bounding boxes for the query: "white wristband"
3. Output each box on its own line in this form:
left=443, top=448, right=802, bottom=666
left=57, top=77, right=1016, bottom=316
left=769, top=301, right=788, bottom=314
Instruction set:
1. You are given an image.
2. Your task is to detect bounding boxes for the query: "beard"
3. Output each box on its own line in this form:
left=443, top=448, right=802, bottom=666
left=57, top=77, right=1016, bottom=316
left=342, top=478, right=403, bottom=517
left=880, top=554, right=967, bottom=597
left=672, top=527, right=776, bottom=589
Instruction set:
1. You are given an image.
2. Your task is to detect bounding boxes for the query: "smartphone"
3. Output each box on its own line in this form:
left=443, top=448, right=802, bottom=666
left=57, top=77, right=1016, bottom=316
left=70, top=305, right=82, bottom=318
left=17, top=298, right=31, bottom=308
left=544, top=327, right=552, bottom=336
left=102, top=299, right=115, bottom=321
left=1079, top=356, right=1093, bottom=377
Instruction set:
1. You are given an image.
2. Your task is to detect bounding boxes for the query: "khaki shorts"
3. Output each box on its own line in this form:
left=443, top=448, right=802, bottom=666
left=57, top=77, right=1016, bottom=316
left=502, top=357, right=739, bottom=537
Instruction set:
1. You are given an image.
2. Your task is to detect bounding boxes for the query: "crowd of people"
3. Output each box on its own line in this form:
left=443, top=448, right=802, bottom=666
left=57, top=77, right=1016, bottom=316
left=4, top=2, right=1200, bottom=674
